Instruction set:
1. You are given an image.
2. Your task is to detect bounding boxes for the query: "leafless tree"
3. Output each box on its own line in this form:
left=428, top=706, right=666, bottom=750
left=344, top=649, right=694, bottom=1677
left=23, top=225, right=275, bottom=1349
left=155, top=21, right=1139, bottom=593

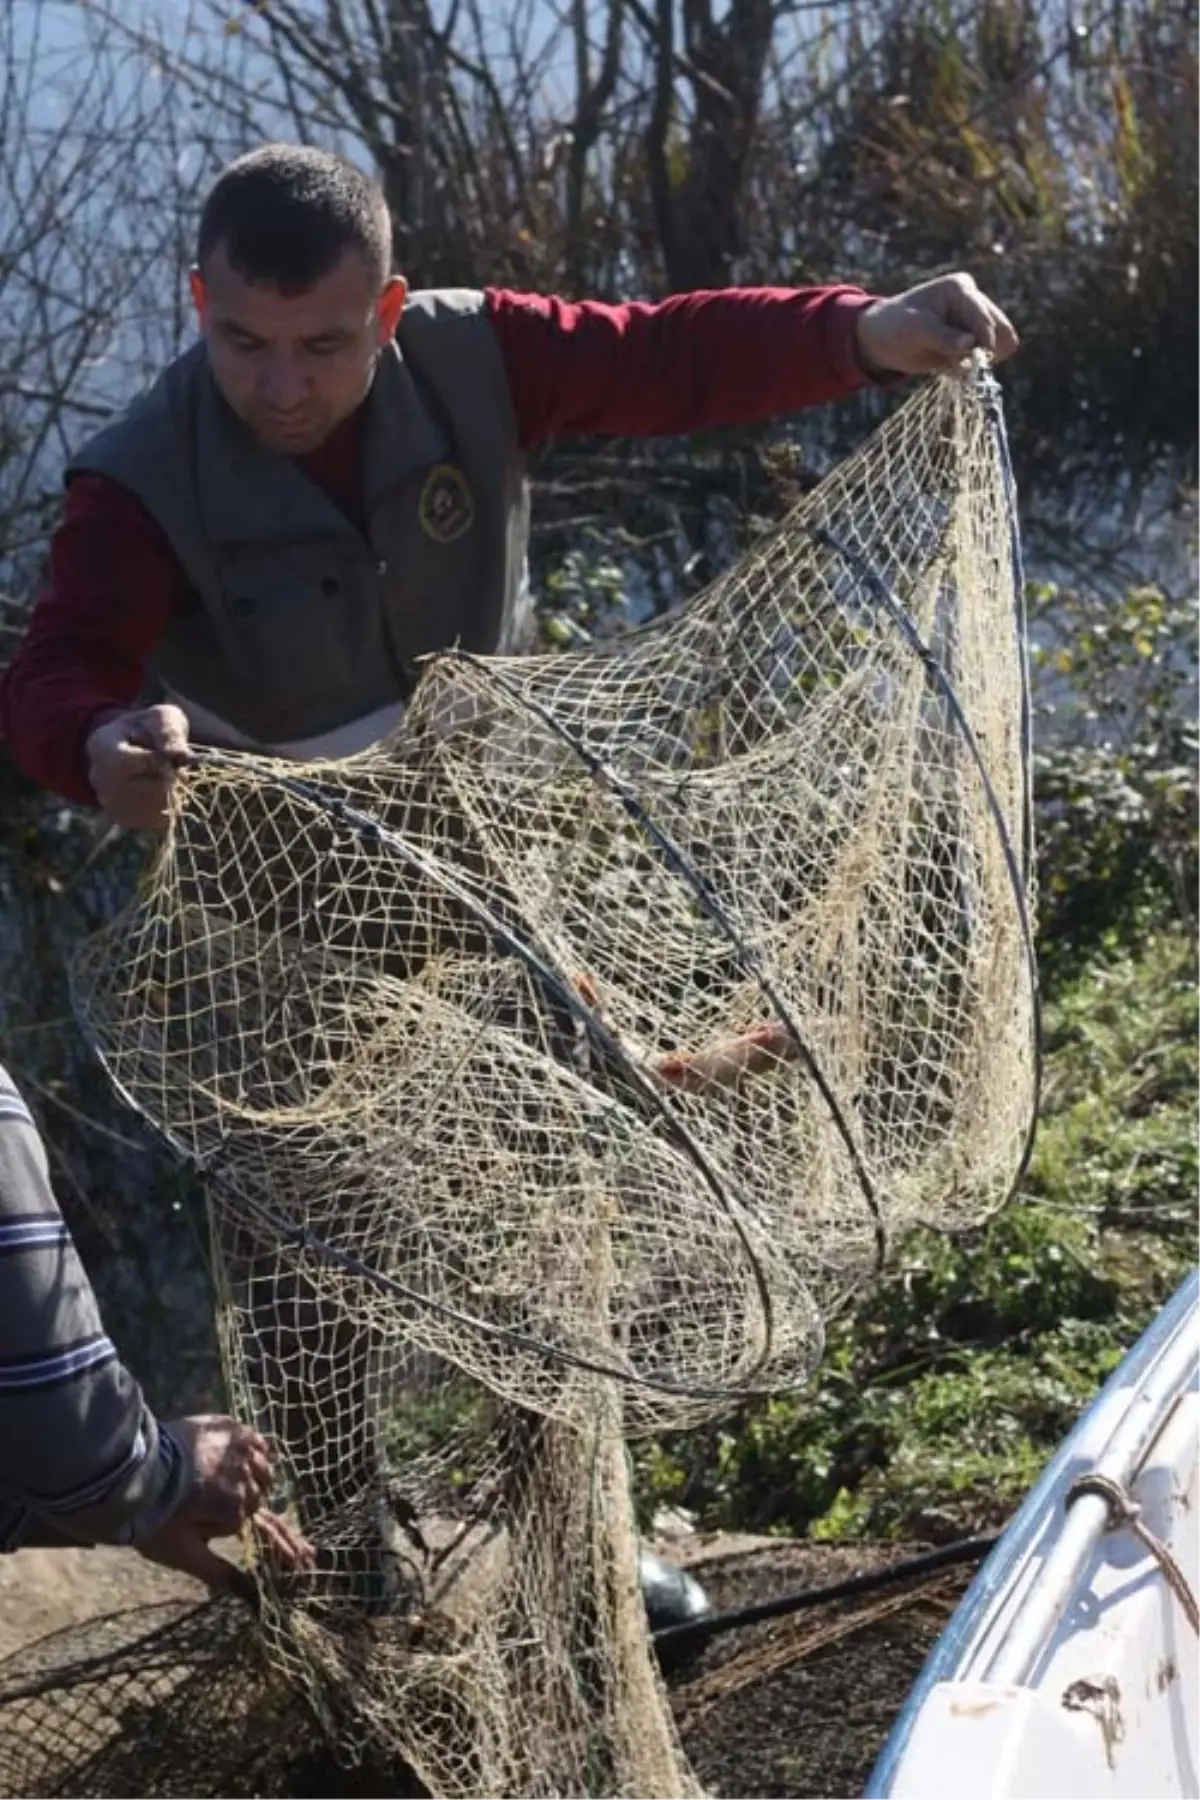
left=0, top=3, right=240, bottom=593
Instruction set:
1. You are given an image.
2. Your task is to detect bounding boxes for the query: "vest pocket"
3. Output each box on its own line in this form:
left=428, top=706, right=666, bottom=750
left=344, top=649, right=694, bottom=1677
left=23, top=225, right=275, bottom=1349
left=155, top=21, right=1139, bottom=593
left=216, top=540, right=401, bottom=740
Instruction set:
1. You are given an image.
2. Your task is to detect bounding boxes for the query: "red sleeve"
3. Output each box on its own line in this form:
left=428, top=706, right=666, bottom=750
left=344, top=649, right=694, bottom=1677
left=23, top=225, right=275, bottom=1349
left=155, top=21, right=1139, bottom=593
left=484, top=284, right=878, bottom=449
left=0, top=476, right=183, bottom=805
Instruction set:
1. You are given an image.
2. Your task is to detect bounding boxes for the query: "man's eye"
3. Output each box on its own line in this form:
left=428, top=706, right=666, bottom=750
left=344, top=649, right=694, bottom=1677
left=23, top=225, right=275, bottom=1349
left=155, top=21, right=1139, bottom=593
left=306, top=341, right=343, bottom=357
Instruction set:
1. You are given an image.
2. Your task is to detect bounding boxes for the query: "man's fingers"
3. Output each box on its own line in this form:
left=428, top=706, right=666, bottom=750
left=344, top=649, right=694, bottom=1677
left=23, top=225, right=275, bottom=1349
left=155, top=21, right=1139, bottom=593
left=220, top=1428, right=272, bottom=1490
left=938, top=278, right=1019, bottom=362
left=107, top=742, right=173, bottom=780
left=216, top=1425, right=274, bottom=1510
left=128, top=705, right=192, bottom=768
left=943, top=284, right=996, bottom=353
left=989, top=304, right=1019, bottom=362
left=251, top=1509, right=316, bottom=1571
left=89, top=735, right=175, bottom=826
left=171, top=1413, right=279, bottom=1520
left=923, top=315, right=977, bottom=359
left=238, top=1469, right=268, bottom=1516
left=245, top=1443, right=273, bottom=1494
left=215, top=1464, right=268, bottom=1523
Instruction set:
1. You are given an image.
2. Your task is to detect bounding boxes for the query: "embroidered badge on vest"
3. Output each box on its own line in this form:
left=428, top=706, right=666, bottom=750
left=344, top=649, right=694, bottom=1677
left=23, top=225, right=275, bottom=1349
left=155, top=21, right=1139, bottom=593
left=419, top=463, right=475, bottom=544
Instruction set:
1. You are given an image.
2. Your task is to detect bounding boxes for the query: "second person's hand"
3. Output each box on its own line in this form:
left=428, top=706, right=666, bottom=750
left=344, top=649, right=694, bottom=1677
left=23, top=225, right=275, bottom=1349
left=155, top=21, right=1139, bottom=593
left=137, top=1413, right=314, bottom=1590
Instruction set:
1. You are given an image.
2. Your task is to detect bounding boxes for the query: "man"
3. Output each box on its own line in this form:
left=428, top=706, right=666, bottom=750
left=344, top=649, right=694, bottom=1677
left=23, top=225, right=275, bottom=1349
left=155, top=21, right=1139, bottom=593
left=0, top=143, right=1017, bottom=829
left=0, top=1060, right=311, bottom=1585
left=0, top=143, right=1017, bottom=1619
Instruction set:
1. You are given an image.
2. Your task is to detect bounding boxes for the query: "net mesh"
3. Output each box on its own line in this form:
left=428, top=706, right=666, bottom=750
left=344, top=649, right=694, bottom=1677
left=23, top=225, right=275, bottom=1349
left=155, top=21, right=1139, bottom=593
left=0, top=1598, right=414, bottom=1798
left=61, top=361, right=1036, bottom=1798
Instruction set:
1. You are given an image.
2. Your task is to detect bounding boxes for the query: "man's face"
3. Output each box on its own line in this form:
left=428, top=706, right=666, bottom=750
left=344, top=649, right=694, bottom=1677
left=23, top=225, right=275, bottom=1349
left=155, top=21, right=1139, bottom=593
left=191, top=245, right=406, bottom=455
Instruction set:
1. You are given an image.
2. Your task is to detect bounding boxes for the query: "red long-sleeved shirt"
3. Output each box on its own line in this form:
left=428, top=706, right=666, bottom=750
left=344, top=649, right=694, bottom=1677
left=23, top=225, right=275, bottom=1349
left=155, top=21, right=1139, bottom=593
left=0, top=284, right=876, bottom=805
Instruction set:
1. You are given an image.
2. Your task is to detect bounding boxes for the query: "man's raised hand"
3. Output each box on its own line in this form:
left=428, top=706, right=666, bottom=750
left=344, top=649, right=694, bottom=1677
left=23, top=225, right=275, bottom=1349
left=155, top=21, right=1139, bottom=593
left=85, top=703, right=192, bottom=831
left=855, top=272, right=1019, bottom=379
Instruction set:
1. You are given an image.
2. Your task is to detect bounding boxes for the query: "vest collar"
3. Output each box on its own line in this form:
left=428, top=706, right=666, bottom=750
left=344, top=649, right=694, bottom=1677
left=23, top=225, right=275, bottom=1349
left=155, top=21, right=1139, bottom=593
left=361, top=340, right=450, bottom=510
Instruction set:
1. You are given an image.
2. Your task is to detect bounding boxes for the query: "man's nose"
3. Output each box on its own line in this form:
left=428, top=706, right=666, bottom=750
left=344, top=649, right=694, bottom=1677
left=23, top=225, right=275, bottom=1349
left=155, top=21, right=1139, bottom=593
left=258, top=355, right=307, bottom=410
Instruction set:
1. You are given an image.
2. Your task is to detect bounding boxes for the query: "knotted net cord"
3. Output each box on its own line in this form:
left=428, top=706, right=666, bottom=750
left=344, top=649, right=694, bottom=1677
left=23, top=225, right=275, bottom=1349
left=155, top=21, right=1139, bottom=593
left=63, top=359, right=1037, bottom=1798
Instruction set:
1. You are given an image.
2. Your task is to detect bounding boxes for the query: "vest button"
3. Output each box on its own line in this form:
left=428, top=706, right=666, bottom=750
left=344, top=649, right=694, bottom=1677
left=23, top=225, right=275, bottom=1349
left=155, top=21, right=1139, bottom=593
left=320, top=576, right=341, bottom=596
left=232, top=595, right=255, bottom=617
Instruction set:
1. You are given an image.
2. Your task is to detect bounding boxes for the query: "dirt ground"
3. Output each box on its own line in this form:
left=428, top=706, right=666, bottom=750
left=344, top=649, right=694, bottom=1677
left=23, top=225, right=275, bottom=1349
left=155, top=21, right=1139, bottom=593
left=0, top=1531, right=971, bottom=1799
left=0, top=1542, right=200, bottom=1664
left=668, top=1534, right=972, bottom=1798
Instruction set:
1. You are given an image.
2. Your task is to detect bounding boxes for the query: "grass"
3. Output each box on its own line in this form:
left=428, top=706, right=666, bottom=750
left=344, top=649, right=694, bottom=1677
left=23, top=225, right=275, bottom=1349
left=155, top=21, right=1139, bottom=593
left=636, top=919, right=1196, bottom=1540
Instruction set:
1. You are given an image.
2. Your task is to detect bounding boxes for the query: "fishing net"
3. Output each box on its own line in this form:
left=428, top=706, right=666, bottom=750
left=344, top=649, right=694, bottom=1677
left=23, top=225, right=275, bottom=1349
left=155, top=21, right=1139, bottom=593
left=0, top=1597, right=412, bottom=1798
left=29, top=359, right=1035, bottom=1798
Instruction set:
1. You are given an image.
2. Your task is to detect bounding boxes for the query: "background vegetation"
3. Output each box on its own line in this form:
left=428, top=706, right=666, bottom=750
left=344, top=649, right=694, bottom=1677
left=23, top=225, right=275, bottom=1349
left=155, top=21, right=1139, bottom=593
left=0, top=0, right=1195, bottom=1543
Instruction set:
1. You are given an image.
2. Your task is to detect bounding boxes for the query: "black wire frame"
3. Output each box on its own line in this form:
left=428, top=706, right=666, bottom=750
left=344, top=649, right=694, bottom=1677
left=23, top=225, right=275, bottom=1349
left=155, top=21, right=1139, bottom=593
left=71, top=367, right=1041, bottom=1402
left=449, top=362, right=1042, bottom=1238
left=73, top=764, right=790, bottom=1408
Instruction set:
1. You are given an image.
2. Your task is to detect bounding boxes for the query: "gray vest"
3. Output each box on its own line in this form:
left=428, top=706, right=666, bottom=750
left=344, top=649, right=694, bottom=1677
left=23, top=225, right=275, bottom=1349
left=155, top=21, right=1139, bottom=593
left=67, top=289, right=531, bottom=747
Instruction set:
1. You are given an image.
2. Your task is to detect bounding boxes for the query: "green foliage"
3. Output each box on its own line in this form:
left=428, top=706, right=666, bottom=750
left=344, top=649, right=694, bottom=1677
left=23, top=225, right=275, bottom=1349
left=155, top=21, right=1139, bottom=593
left=538, top=540, right=631, bottom=647
left=384, top=1385, right=492, bottom=1494
left=635, top=924, right=1196, bottom=1541
left=1030, top=578, right=1197, bottom=984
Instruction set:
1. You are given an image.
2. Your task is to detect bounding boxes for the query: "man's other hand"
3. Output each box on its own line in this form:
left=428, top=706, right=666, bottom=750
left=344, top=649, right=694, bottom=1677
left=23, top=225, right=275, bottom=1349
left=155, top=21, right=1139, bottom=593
left=137, top=1414, right=314, bottom=1591
left=85, top=703, right=191, bottom=830
left=855, top=273, right=1019, bottom=378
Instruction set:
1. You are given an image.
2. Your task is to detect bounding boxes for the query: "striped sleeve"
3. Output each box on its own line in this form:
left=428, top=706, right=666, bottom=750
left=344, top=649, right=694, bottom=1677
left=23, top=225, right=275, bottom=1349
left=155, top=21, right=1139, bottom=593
left=0, top=1062, right=192, bottom=1547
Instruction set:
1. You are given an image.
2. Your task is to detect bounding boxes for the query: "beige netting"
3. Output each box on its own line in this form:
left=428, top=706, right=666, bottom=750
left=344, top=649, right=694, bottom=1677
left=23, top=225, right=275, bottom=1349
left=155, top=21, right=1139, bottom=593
left=70, top=359, right=1038, bottom=1798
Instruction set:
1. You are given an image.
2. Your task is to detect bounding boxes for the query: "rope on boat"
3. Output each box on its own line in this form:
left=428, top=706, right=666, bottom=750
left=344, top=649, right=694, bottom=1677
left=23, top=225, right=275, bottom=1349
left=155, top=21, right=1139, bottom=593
left=1067, top=1471, right=1199, bottom=1636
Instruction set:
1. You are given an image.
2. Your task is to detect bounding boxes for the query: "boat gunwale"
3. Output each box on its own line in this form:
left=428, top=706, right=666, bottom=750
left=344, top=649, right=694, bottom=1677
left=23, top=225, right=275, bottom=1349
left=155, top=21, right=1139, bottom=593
left=864, top=1265, right=1199, bottom=1798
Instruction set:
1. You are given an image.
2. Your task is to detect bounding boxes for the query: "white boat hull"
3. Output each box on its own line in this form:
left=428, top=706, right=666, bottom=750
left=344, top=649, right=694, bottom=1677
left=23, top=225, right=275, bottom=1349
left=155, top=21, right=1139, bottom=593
left=867, top=1270, right=1199, bottom=1799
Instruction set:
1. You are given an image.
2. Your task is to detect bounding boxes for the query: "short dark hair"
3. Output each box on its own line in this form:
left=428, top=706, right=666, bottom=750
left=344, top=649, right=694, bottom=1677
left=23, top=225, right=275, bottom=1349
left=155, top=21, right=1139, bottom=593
left=197, top=144, right=392, bottom=290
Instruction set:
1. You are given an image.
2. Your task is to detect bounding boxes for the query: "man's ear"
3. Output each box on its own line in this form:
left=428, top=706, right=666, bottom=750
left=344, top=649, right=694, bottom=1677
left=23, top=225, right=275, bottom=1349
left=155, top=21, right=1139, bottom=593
left=189, top=267, right=208, bottom=326
left=378, top=275, right=408, bottom=341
